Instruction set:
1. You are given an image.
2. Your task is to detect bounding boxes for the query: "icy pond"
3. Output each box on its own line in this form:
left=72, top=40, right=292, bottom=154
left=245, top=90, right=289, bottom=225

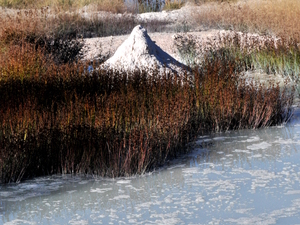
left=2, top=112, right=300, bottom=225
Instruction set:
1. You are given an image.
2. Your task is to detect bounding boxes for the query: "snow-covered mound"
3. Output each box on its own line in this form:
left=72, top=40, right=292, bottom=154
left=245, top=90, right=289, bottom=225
left=101, top=25, right=189, bottom=76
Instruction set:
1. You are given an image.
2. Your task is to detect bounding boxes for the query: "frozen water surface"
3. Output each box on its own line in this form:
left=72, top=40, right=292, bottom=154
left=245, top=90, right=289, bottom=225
left=2, top=112, right=300, bottom=224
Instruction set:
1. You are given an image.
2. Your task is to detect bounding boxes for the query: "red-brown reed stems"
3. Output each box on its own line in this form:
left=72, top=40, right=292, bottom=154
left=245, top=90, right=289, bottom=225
left=0, top=43, right=294, bottom=183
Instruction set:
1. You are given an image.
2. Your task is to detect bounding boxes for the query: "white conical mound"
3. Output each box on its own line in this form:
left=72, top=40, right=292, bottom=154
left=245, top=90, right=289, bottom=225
left=101, top=25, right=188, bottom=75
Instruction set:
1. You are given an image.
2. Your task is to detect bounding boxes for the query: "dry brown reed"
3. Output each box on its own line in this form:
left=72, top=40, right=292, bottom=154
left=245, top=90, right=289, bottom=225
left=0, top=40, right=294, bottom=183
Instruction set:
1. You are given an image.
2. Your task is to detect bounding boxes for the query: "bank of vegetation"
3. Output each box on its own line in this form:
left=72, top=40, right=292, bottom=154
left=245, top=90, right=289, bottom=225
left=194, top=0, right=300, bottom=39
left=0, top=41, right=294, bottom=183
left=0, top=0, right=298, bottom=183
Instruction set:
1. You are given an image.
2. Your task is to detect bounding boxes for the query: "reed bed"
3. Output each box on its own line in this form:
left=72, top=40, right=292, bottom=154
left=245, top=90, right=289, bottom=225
left=0, top=41, right=294, bottom=183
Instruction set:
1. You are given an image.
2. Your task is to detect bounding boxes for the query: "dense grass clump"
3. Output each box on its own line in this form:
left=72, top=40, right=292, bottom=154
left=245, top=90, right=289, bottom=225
left=0, top=42, right=294, bottom=183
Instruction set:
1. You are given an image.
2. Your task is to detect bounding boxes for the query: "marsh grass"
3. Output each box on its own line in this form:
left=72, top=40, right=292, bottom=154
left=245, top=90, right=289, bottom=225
left=0, top=7, right=171, bottom=38
left=0, top=0, right=297, bottom=183
left=0, top=41, right=294, bottom=183
left=0, top=0, right=164, bottom=13
left=220, top=34, right=300, bottom=85
left=249, top=42, right=300, bottom=84
left=175, top=32, right=300, bottom=86
left=0, top=0, right=127, bottom=12
left=194, top=0, right=300, bottom=39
